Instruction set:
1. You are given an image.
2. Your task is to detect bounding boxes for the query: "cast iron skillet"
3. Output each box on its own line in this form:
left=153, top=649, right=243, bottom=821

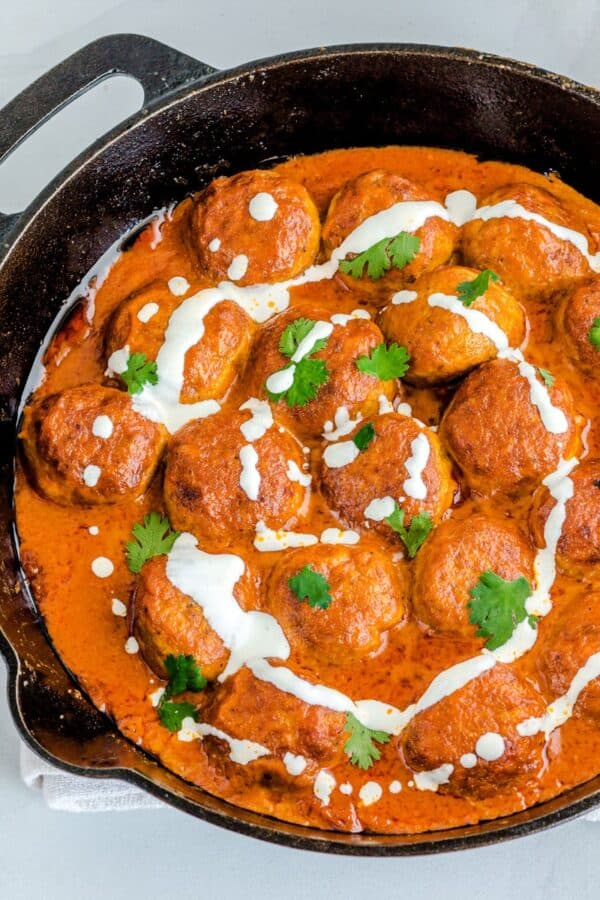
left=1, top=34, right=600, bottom=855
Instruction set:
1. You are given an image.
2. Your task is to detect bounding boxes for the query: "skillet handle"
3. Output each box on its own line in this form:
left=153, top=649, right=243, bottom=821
left=0, top=33, right=217, bottom=242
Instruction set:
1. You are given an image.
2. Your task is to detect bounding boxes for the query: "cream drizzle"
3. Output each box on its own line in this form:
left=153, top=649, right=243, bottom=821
left=178, top=716, right=270, bottom=764
left=313, top=770, right=336, bottom=806
left=402, top=433, right=430, bottom=499
left=137, top=302, right=159, bottom=323
left=413, top=764, right=454, bottom=792
left=83, top=464, right=101, bottom=487
left=323, top=440, right=360, bottom=469
left=227, top=254, right=249, bottom=281
left=283, top=752, right=308, bottom=775
left=249, top=192, right=278, bottom=221
left=518, top=651, right=600, bottom=739
left=320, top=528, right=360, bottom=545
left=167, top=276, right=190, bottom=296
left=239, top=444, right=260, bottom=500
left=358, top=781, right=383, bottom=806
left=322, top=406, right=362, bottom=441
left=253, top=522, right=319, bottom=551
left=239, top=398, right=273, bottom=441
left=364, top=496, right=396, bottom=521
left=265, top=320, right=334, bottom=396
left=475, top=732, right=505, bottom=761
left=286, top=460, right=311, bottom=486
left=92, top=415, right=113, bottom=439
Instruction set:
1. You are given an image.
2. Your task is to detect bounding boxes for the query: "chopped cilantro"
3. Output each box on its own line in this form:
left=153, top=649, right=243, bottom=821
left=119, top=352, right=158, bottom=394
left=164, top=654, right=207, bottom=697
left=384, top=503, right=433, bottom=558
left=589, top=317, right=600, bottom=349
left=339, top=232, right=421, bottom=281
left=344, top=713, right=391, bottom=769
left=538, top=367, right=555, bottom=387
left=456, top=269, right=499, bottom=306
left=356, top=342, right=410, bottom=380
left=278, top=318, right=328, bottom=357
left=353, top=422, right=375, bottom=451
left=158, top=700, right=198, bottom=733
left=468, top=570, right=536, bottom=651
left=288, top=565, right=332, bottom=610
left=126, top=511, right=180, bottom=574
left=265, top=318, right=330, bottom=407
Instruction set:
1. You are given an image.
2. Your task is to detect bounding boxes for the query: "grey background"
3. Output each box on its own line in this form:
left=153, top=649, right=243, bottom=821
left=1, top=1, right=599, bottom=897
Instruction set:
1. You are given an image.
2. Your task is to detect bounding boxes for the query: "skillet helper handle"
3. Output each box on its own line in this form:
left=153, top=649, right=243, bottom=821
left=0, top=33, right=218, bottom=242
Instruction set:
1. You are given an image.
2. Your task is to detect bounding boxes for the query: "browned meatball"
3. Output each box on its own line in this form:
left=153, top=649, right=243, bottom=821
left=378, top=265, right=525, bottom=385
left=20, top=385, right=166, bottom=505
left=164, top=408, right=306, bottom=543
left=246, top=303, right=394, bottom=438
left=440, top=359, right=578, bottom=494
left=555, top=276, right=600, bottom=377
left=400, top=665, right=546, bottom=799
left=413, top=511, right=535, bottom=639
left=264, top=541, right=408, bottom=665
left=193, top=169, right=320, bottom=285
left=530, top=459, right=600, bottom=576
left=105, top=281, right=254, bottom=403
left=462, top=183, right=595, bottom=297
left=320, top=413, right=455, bottom=541
left=322, top=170, right=457, bottom=298
left=132, top=555, right=253, bottom=680
left=536, top=596, right=600, bottom=724
left=204, top=666, right=346, bottom=767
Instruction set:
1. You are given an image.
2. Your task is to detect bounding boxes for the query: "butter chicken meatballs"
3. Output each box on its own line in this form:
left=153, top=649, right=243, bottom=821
left=247, top=303, right=394, bottom=438
left=193, top=169, right=321, bottom=285
left=322, top=170, right=457, bottom=296
left=20, top=384, right=166, bottom=505
left=530, top=459, right=600, bottom=576
left=321, top=413, right=455, bottom=541
left=440, top=358, right=577, bottom=494
left=461, top=183, right=596, bottom=296
left=379, top=265, right=525, bottom=385
left=265, top=542, right=408, bottom=666
left=105, top=281, right=254, bottom=403
left=163, top=406, right=306, bottom=544
left=413, top=512, right=535, bottom=640
left=400, top=665, right=546, bottom=799
left=555, top=276, right=600, bottom=378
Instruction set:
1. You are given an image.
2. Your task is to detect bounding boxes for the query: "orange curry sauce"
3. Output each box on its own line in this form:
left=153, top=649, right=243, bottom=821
left=14, top=147, right=600, bottom=834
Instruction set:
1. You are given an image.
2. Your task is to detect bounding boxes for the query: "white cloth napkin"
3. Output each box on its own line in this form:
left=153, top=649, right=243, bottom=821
left=20, top=743, right=163, bottom=812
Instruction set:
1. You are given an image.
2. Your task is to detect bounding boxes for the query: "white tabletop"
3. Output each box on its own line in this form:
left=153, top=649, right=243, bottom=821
left=1, top=1, right=599, bottom=896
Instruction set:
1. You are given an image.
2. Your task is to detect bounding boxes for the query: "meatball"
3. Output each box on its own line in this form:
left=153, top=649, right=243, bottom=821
left=378, top=265, right=525, bottom=385
left=320, top=413, right=455, bottom=540
left=265, top=542, right=408, bottom=665
left=400, top=665, right=546, bottom=799
left=163, top=408, right=306, bottom=543
left=204, top=666, right=345, bottom=767
left=20, top=385, right=166, bottom=505
left=440, top=359, right=577, bottom=494
left=555, top=276, right=600, bottom=377
left=462, top=183, right=595, bottom=297
left=132, top=556, right=249, bottom=680
left=530, top=459, right=600, bottom=576
left=536, top=596, right=600, bottom=724
left=105, top=281, right=254, bottom=403
left=413, top=512, right=535, bottom=639
left=246, top=303, right=394, bottom=438
left=322, top=170, right=457, bottom=297
left=193, top=169, right=320, bottom=285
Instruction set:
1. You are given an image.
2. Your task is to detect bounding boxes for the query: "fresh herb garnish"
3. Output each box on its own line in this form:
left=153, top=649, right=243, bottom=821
left=339, top=232, right=421, bottom=281
left=126, top=511, right=180, bottom=574
left=456, top=269, right=499, bottom=306
left=385, top=502, right=433, bottom=558
left=589, top=317, right=600, bottom=349
left=157, top=653, right=206, bottom=732
left=344, top=713, right=391, bottom=769
left=467, top=570, right=536, bottom=651
left=288, top=565, right=332, bottom=610
left=353, top=422, right=376, bottom=451
left=538, top=367, right=555, bottom=387
left=356, top=342, right=410, bottom=380
left=119, top=352, right=158, bottom=394
left=265, top=318, right=330, bottom=407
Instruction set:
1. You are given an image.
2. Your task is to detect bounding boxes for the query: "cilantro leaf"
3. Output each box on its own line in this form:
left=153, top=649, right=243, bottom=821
left=356, top=342, right=410, bottom=380
left=467, top=570, right=535, bottom=651
left=538, top=367, right=555, bottom=387
left=456, top=269, right=499, bottom=306
left=344, top=713, right=391, bottom=769
left=385, top=503, right=433, bottom=558
left=126, top=511, right=180, bottom=574
left=279, top=318, right=318, bottom=357
left=119, top=352, right=158, bottom=394
left=339, top=231, right=421, bottom=281
left=164, top=654, right=207, bottom=698
left=288, top=565, right=332, bottom=610
left=589, top=317, right=600, bottom=349
left=158, top=700, right=198, bottom=733
left=353, top=422, right=375, bottom=451
left=265, top=359, right=329, bottom=407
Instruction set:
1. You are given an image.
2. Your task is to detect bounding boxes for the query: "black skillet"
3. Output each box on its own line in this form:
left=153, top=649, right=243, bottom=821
left=1, top=34, right=599, bottom=855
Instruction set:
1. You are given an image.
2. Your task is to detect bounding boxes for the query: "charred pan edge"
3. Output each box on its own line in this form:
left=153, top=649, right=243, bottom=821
left=1, top=37, right=600, bottom=854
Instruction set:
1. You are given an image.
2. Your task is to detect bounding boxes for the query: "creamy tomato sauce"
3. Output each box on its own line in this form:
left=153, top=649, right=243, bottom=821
left=14, top=146, right=600, bottom=834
